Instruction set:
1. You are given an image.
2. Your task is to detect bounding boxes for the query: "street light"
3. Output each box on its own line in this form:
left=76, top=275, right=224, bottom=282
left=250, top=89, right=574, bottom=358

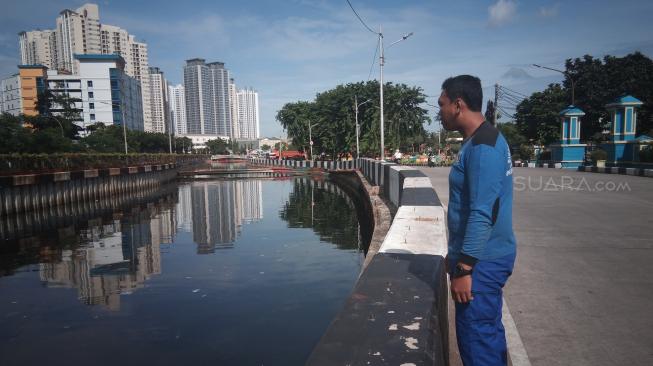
left=379, top=29, right=413, bottom=160
left=308, top=121, right=318, bottom=160
left=532, top=63, right=576, bottom=105
left=354, top=96, right=373, bottom=158
left=93, top=99, right=128, bottom=154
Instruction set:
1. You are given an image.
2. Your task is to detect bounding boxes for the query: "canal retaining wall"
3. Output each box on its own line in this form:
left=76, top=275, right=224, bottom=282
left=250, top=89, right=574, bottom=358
left=0, top=164, right=177, bottom=216
left=250, top=158, right=449, bottom=365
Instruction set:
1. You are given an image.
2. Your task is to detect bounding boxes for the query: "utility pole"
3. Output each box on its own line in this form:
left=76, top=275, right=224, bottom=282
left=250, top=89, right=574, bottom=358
left=168, top=115, right=173, bottom=154
left=494, top=83, right=499, bottom=125
left=379, top=25, right=385, bottom=160
left=355, top=96, right=360, bottom=159
left=309, top=121, right=313, bottom=161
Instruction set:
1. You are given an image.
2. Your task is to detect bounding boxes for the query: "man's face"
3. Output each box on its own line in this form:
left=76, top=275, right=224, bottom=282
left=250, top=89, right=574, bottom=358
left=438, top=91, right=459, bottom=131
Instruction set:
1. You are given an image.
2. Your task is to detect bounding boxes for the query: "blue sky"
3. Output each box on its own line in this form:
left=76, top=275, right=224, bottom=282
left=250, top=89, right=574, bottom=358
left=2, top=0, right=652, bottom=137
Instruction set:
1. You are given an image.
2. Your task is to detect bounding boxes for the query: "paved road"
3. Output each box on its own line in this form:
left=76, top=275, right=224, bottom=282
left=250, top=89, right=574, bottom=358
left=420, top=167, right=653, bottom=366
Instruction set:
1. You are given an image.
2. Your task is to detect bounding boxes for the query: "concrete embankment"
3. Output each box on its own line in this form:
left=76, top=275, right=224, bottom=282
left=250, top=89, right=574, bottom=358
left=251, top=158, right=449, bottom=366
left=0, top=164, right=177, bottom=216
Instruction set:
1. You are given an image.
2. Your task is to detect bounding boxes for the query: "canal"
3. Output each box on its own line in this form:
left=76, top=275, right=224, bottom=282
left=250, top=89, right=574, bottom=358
left=0, top=176, right=366, bottom=365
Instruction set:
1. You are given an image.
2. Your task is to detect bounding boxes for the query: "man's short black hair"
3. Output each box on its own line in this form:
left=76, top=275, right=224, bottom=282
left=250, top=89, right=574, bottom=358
left=441, top=75, right=483, bottom=112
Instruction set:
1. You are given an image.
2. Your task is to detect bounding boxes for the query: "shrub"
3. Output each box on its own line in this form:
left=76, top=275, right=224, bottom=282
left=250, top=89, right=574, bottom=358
left=590, top=149, right=608, bottom=162
left=639, top=146, right=653, bottom=162
left=519, top=144, right=534, bottom=161
left=538, top=150, right=552, bottom=162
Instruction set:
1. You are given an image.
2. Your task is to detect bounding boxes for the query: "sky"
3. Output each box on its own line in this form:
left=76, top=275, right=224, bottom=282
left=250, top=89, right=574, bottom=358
left=1, top=0, right=653, bottom=137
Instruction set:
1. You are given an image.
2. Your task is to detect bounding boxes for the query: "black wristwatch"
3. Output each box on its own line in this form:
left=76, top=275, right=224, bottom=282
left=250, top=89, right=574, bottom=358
left=452, top=264, right=473, bottom=278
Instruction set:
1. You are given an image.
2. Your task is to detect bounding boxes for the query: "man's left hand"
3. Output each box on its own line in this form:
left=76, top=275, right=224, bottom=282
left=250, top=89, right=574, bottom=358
left=450, top=263, right=474, bottom=303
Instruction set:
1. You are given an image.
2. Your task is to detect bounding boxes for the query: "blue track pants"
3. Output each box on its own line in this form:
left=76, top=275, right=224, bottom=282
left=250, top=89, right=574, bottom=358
left=450, top=252, right=516, bottom=366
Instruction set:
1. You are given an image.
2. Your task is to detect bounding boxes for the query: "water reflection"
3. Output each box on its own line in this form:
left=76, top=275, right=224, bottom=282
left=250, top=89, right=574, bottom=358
left=0, top=178, right=362, bottom=312
left=0, top=178, right=364, bottom=365
left=39, top=208, right=171, bottom=310
left=184, top=180, right=263, bottom=253
left=279, top=177, right=360, bottom=250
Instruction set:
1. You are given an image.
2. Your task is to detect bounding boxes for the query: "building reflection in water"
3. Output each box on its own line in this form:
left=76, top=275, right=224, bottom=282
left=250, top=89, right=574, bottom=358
left=2, top=180, right=264, bottom=310
left=38, top=204, right=177, bottom=311
left=180, top=180, right=263, bottom=254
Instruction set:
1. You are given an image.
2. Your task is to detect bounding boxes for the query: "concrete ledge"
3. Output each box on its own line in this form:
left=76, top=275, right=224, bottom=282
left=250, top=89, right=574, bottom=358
left=380, top=205, right=447, bottom=256
left=12, top=174, right=37, bottom=186
left=577, top=165, right=653, bottom=178
left=99, top=168, right=121, bottom=177
left=121, top=167, right=139, bottom=175
left=306, top=253, right=448, bottom=366
left=71, top=169, right=99, bottom=180
left=38, top=171, right=71, bottom=184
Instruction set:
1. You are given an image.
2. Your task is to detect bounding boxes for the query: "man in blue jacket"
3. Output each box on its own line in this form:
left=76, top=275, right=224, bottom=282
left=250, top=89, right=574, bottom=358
left=438, top=75, right=517, bottom=365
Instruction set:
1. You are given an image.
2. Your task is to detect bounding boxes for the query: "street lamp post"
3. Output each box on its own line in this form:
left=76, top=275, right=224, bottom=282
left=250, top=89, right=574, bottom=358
left=532, top=64, right=576, bottom=105
left=378, top=29, right=413, bottom=160
left=354, top=96, right=372, bottom=159
left=308, top=121, right=318, bottom=160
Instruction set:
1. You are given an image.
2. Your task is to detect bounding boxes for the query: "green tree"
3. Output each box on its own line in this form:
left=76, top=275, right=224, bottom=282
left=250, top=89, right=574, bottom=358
left=0, top=113, right=34, bottom=153
left=565, top=52, right=653, bottom=138
left=205, top=138, right=229, bottom=154
left=514, top=83, right=567, bottom=145
left=497, top=122, right=526, bottom=149
left=261, top=144, right=271, bottom=151
left=277, top=80, right=430, bottom=159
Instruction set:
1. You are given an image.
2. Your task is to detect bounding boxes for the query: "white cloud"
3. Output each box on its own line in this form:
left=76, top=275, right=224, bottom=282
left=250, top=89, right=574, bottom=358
left=539, top=4, right=560, bottom=18
left=488, top=0, right=517, bottom=27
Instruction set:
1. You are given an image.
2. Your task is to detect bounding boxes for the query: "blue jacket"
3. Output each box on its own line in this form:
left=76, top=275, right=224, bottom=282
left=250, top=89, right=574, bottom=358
left=447, top=121, right=516, bottom=266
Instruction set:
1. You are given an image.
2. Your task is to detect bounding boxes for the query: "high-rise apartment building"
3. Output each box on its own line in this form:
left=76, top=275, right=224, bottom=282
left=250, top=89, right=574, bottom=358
left=228, top=78, right=239, bottom=138
left=168, top=84, right=187, bottom=135
left=183, top=58, right=232, bottom=139
left=18, top=3, right=152, bottom=130
left=236, top=88, right=260, bottom=139
left=148, top=67, right=169, bottom=134
left=18, top=30, right=57, bottom=70
left=55, top=4, right=102, bottom=74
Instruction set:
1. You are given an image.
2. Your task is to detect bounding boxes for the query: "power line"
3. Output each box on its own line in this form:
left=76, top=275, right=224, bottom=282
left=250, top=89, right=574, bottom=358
left=498, top=85, right=528, bottom=98
left=498, top=88, right=525, bottom=101
left=346, top=0, right=378, bottom=35
left=367, top=37, right=380, bottom=81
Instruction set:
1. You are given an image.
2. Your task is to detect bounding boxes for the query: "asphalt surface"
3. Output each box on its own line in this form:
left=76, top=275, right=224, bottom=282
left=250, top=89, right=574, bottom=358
left=420, top=167, right=653, bottom=366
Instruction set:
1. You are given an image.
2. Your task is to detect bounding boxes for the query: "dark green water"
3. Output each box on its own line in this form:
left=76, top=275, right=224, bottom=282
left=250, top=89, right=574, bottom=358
left=0, top=177, right=364, bottom=366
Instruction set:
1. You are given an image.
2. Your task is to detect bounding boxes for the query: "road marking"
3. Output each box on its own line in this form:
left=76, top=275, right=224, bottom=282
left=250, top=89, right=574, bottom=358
left=503, top=298, right=532, bottom=366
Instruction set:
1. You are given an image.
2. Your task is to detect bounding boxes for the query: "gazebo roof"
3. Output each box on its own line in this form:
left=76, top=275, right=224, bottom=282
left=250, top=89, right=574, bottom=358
left=606, top=95, right=643, bottom=108
left=559, top=105, right=585, bottom=116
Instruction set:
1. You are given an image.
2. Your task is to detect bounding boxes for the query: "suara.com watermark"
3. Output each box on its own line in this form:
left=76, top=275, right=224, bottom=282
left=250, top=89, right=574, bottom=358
left=514, top=176, right=632, bottom=192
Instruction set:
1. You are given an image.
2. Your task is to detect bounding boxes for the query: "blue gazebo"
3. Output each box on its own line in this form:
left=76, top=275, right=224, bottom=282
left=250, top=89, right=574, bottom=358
left=600, top=95, right=644, bottom=165
left=550, top=105, right=587, bottom=168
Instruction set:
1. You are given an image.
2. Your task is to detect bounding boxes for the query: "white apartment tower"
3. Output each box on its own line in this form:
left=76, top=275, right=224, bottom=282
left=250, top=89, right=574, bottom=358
left=168, top=84, right=187, bottom=135
left=148, top=67, right=169, bottom=134
left=183, top=58, right=232, bottom=138
left=98, top=24, right=151, bottom=131
left=236, top=88, right=260, bottom=139
left=228, top=78, right=240, bottom=138
left=55, top=4, right=102, bottom=74
left=19, top=30, right=57, bottom=69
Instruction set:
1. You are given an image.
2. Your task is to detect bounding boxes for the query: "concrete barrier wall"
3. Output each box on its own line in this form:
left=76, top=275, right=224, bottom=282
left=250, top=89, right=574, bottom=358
left=0, top=164, right=177, bottom=216
left=250, top=157, right=450, bottom=365
left=578, top=165, right=653, bottom=177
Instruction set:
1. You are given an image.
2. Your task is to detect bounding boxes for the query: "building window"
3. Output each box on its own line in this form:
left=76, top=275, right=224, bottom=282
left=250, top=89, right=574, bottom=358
left=89, top=103, right=95, bottom=110
left=90, top=113, right=96, bottom=121
left=88, top=91, right=94, bottom=99
left=87, top=80, right=93, bottom=87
